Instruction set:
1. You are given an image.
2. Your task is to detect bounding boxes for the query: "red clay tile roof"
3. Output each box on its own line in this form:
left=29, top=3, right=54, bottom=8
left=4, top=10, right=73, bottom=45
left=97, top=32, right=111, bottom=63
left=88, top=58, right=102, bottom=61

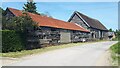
left=7, top=8, right=90, bottom=32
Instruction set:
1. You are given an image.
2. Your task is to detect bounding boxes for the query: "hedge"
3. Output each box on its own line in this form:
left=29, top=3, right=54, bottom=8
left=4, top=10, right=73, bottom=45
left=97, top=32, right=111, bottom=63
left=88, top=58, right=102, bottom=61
left=2, top=30, right=25, bottom=53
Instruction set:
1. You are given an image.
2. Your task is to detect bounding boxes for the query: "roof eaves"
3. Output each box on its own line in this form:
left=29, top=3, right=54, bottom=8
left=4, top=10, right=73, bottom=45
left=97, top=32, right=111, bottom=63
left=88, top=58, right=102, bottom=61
left=8, top=8, right=90, bottom=32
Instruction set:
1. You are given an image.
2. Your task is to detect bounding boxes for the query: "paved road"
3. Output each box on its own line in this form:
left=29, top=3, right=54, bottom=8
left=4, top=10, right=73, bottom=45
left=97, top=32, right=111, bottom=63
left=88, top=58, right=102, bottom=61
left=8, top=41, right=117, bottom=66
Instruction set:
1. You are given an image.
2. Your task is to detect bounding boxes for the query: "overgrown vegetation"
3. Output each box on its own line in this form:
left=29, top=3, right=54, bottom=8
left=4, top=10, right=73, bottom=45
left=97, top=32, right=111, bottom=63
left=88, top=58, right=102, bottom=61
left=110, top=42, right=120, bottom=65
left=110, top=42, right=120, bottom=54
left=2, top=13, right=38, bottom=31
left=2, top=30, right=25, bottom=53
left=109, top=28, right=120, bottom=65
left=1, top=0, right=54, bottom=53
left=2, top=8, right=39, bottom=53
left=2, top=13, right=39, bottom=52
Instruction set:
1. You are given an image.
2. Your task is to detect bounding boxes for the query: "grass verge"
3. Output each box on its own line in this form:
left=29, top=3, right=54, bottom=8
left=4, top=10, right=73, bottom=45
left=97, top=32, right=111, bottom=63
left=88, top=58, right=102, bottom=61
left=0, top=40, right=109, bottom=58
left=110, top=42, right=120, bottom=66
left=0, top=42, right=85, bottom=58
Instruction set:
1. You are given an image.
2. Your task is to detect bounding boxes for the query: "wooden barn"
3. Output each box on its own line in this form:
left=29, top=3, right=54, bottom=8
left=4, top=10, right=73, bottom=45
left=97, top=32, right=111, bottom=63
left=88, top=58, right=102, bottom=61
left=4, top=8, right=90, bottom=48
left=68, top=11, right=108, bottom=40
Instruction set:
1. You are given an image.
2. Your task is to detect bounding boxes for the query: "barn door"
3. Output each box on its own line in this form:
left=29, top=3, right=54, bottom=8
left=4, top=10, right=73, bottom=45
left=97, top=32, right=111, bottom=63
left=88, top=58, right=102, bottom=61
left=60, top=31, right=71, bottom=43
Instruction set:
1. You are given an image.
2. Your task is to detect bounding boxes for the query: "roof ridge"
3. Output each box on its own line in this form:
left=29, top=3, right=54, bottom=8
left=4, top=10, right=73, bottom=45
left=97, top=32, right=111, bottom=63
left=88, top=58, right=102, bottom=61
left=76, top=11, right=98, bottom=21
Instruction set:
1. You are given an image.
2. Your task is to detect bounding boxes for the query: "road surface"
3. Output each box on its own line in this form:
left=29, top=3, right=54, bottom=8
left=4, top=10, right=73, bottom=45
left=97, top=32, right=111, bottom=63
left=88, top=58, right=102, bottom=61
left=5, top=41, right=117, bottom=66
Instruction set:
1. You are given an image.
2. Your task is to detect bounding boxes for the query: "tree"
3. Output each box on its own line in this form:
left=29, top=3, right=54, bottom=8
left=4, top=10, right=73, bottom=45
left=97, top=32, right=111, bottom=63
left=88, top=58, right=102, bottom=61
left=2, top=16, right=8, bottom=30
left=2, top=10, right=38, bottom=31
left=0, top=7, right=5, bottom=15
left=109, top=28, right=113, bottom=32
left=115, top=29, right=120, bottom=39
left=2, top=11, right=41, bottom=49
left=0, top=7, right=5, bottom=30
left=5, top=13, right=38, bottom=32
left=23, top=0, right=40, bottom=14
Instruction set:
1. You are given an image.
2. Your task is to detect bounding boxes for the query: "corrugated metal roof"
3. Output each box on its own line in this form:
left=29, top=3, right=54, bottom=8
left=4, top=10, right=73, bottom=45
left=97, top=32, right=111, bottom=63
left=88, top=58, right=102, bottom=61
left=7, top=8, right=90, bottom=32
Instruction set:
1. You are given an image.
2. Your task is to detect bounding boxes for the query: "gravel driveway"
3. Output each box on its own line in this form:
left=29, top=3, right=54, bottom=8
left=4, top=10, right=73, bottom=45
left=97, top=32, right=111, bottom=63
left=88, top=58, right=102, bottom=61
left=4, top=41, right=117, bottom=66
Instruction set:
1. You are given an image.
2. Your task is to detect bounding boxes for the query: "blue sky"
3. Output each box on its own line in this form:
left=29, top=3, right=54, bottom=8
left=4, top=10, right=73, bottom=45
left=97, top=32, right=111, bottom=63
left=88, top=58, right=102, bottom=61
left=1, top=2, right=118, bottom=30
left=2, top=0, right=119, bottom=2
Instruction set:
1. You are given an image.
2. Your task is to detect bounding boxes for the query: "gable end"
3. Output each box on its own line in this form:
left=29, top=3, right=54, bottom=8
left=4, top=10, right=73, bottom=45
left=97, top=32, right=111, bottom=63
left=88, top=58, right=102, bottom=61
left=68, top=11, right=90, bottom=29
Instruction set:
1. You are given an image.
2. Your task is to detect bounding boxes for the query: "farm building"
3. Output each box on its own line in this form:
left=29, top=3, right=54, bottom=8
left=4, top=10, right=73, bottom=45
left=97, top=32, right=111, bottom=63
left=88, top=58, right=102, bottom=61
left=4, top=8, right=90, bottom=49
left=108, top=32, right=116, bottom=40
left=68, top=11, right=108, bottom=40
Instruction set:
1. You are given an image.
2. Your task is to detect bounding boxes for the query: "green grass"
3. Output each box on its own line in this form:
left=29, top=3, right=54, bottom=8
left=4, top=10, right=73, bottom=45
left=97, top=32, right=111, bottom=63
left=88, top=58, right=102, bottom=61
left=0, top=40, right=109, bottom=58
left=110, top=42, right=120, bottom=54
left=110, top=42, right=120, bottom=65
left=112, top=38, right=118, bottom=41
left=0, top=42, right=85, bottom=58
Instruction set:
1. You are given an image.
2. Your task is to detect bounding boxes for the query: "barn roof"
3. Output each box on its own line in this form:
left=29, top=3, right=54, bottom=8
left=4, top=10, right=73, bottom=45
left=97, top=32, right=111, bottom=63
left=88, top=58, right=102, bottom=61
left=7, top=8, right=90, bottom=32
left=69, top=11, right=108, bottom=31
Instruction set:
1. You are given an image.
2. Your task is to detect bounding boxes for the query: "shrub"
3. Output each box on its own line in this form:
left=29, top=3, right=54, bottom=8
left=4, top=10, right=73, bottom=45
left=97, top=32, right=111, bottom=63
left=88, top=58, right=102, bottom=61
left=110, top=42, right=120, bottom=54
left=2, top=30, right=25, bottom=53
left=112, top=37, right=118, bottom=41
left=110, top=42, right=120, bottom=65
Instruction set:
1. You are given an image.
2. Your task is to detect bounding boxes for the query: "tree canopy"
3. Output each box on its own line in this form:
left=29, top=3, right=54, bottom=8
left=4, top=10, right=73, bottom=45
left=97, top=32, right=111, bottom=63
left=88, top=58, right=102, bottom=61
left=2, top=12, right=38, bottom=32
left=109, top=28, right=113, bottom=32
left=23, top=0, right=40, bottom=15
left=0, top=7, right=5, bottom=15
